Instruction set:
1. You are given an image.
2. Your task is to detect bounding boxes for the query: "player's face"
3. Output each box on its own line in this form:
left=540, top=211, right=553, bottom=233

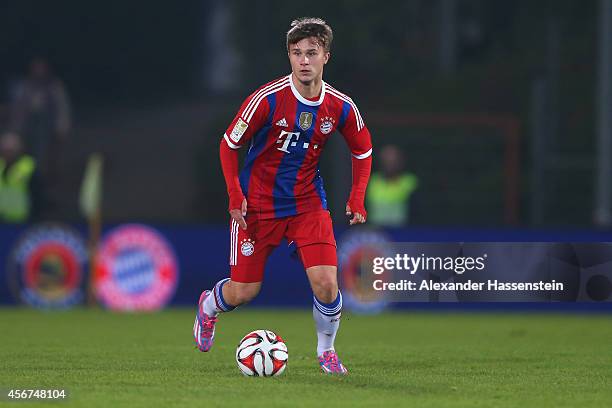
left=288, top=38, right=329, bottom=85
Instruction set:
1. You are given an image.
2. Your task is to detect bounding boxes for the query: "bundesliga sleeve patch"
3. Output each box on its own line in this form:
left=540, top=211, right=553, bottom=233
left=230, top=118, right=249, bottom=143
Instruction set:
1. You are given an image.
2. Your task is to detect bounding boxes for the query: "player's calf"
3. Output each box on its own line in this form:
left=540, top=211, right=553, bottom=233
left=222, top=280, right=261, bottom=306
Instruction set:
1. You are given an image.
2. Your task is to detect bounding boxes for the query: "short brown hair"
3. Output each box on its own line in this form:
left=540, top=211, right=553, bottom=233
left=286, top=17, right=333, bottom=52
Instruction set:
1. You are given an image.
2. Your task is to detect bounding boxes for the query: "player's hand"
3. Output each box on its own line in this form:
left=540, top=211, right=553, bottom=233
left=230, top=199, right=248, bottom=230
left=345, top=204, right=366, bottom=225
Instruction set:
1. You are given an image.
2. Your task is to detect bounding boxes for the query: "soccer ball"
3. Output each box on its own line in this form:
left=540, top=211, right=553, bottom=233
left=235, top=329, right=288, bottom=377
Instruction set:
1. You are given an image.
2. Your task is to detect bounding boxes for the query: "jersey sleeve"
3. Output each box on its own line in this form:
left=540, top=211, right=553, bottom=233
left=222, top=90, right=270, bottom=150
left=219, top=88, right=271, bottom=211
left=338, top=99, right=373, bottom=160
left=338, top=99, right=373, bottom=219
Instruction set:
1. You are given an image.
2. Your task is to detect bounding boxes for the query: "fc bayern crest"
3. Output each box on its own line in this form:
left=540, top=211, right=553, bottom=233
left=7, top=223, right=87, bottom=309
left=94, top=224, right=179, bottom=311
left=241, top=238, right=255, bottom=256
left=320, top=116, right=335, bottom=134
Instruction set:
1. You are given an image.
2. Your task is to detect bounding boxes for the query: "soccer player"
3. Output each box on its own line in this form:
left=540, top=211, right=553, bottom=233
left=194, top=17, right=372, bottom=375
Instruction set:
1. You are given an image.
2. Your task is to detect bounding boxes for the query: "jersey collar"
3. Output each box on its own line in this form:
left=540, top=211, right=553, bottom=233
left=289, top=73, right=326, bottom=106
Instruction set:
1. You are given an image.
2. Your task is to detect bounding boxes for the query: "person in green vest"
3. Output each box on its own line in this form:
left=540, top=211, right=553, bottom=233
left=366, top=144, right=418, bottom=227
left=0, top=132, right=41, bottom=223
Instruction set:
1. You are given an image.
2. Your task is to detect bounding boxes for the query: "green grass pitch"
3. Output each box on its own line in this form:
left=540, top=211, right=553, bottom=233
left=1, top=307, right=611, bottom=407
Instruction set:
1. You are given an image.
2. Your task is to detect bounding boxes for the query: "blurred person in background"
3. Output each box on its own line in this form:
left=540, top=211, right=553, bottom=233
left=0, top=132, right=42, bottom=223
left=8, top=57, right=71, bottom=184
left=367, top=144, right=418, bottom=227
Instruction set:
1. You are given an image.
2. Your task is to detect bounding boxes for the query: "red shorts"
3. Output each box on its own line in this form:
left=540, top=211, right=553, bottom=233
left=229, top=210, right=337, bottom=283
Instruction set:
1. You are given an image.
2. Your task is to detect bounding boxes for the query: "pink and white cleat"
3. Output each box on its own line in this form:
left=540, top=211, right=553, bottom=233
left=193, top=290, right=217, bottom=352
left=318, top=350, right=348, bottom=375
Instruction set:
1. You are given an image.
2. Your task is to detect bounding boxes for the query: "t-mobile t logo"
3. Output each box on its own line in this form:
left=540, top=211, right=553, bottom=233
left=276, top=130, right=300, bottom=153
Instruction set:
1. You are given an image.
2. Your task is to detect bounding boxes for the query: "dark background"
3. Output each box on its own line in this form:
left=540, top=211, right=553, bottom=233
left=0, top=0, right=608, bottom=227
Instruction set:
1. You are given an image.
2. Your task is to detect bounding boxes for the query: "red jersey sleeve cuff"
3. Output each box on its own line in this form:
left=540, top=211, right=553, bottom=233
left=347, top=198, right=367, bottom=219
left=229, top=193, right=245, bottom=211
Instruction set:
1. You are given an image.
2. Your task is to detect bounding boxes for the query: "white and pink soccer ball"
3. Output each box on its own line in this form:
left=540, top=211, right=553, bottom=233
left=235, top=330, right=288, bottom=377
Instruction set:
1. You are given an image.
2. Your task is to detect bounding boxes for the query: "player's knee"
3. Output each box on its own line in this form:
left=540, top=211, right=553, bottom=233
left=311, top=272, right=338, bottom=303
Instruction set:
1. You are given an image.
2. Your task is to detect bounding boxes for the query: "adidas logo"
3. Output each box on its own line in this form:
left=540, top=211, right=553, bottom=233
left=276, top=118, right=288, bottom=127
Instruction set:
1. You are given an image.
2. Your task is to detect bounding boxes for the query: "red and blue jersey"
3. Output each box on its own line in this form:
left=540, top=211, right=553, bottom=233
left=223, top=74, right=372, bottom=219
